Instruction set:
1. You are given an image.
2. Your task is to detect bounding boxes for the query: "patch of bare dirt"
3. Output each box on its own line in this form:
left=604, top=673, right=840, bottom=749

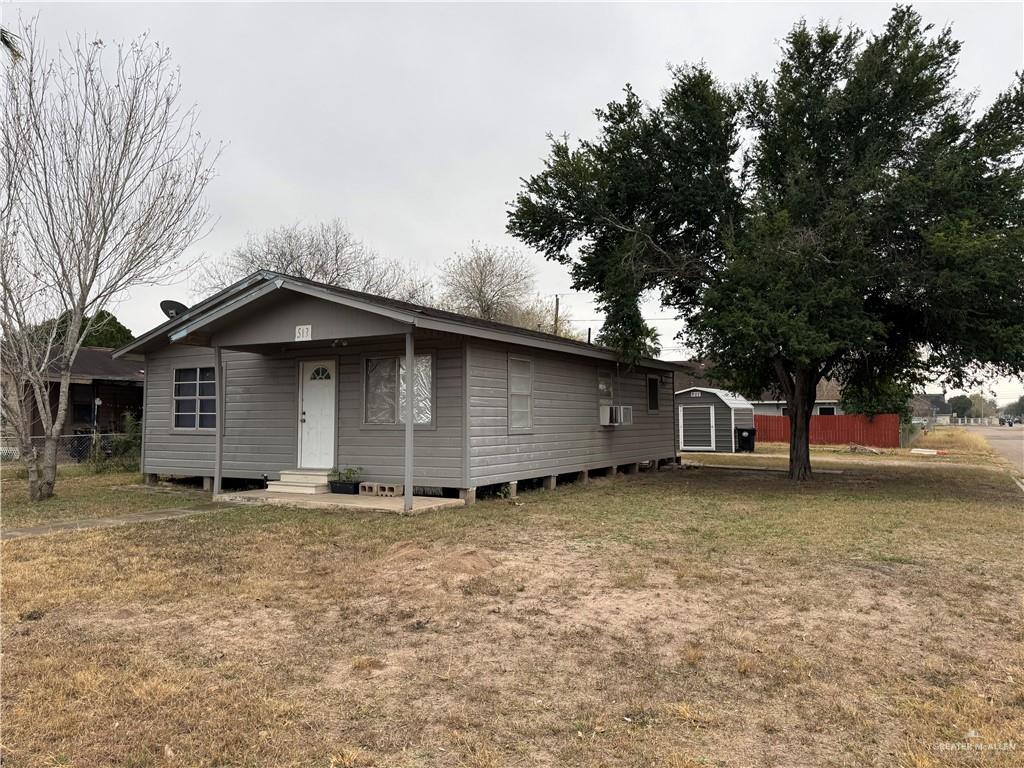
left=440, top=548, right=500, bottom=576
left=298, top=537, right=1021, bottom=767
left=78, top=603, right=299, bottom=658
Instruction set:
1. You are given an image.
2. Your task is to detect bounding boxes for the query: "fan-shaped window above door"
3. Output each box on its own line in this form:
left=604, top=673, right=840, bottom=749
left=309, top=366, right=332, bottom=381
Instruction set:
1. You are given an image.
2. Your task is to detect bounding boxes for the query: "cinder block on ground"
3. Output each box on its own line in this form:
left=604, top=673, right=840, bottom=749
left=359, top=481, right=379, bottom=496
left=378, top=484, right=404, bottom=497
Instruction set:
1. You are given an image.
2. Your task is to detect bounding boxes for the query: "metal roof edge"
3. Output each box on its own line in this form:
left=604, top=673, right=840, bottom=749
left=116, top=269, right=679, bottom=369
left=112, top=272, right=272, bottom=357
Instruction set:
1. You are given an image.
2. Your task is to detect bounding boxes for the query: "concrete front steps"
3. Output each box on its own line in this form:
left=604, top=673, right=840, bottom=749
left=266, top=469, right=331, bottom=495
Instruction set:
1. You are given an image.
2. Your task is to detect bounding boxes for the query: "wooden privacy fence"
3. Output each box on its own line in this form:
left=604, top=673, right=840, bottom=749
left=753, top=414, right=901, bottom=448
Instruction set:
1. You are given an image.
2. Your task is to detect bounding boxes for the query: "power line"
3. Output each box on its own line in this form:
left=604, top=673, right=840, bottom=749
left=567, top=316, right=680, bottom=322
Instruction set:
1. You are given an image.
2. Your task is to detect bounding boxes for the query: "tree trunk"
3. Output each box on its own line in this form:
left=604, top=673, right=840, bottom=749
left=36, top=436, right=58, bottom=499
left=786, top=370, right=818, bottom=481
left=788, top=397, right=813, bottom=481
left=29, top=367, right=74, bottom=501
left=22, top=443, right=41, bottom=501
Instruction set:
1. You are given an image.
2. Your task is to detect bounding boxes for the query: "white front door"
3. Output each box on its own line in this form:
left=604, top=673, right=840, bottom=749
left=299, top=360, right=336, bottom=469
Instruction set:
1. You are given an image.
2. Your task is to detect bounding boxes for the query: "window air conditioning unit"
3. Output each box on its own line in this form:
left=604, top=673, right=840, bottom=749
left=599, top=405, right=633, bottom=426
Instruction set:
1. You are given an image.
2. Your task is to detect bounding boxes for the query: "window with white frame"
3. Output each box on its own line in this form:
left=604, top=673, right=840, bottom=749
left=598, top=370, right=614, bottom=405
left=364, top=354, right=433, bottom=425
left=508, top=356, right=533, bottom=432
left=174, top=367, right=216, bottom=429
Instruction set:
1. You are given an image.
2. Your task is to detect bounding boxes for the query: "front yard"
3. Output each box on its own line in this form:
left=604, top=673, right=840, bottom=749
left=2, top=456, right=1022, bottom=767
left=0, top=465, right=217, bottom=531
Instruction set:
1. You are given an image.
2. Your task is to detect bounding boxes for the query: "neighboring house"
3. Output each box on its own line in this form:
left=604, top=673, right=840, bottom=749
left=911, top=393, right=953, bottom=425
left=750, top=379, right=844, bottom=416
left=29, top=347, right=145, bottom=436
left=671, top=359, right=711, bottom=393
left=114, top=271, right=678, bottom=509
left=670, top=359, right=843, bottom=416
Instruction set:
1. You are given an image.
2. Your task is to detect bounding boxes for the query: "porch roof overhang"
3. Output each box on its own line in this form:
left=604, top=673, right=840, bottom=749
left=113, top=270, right=678, bottom=370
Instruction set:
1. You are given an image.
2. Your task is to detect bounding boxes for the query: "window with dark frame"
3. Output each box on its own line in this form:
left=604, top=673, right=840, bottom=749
left=174, top=367, right=216, bottom=429
left=818, top=406, right=836, bottom=416
left=364, top=354, right=433, bottom=425
left=647, top=376, right=660, bottom=412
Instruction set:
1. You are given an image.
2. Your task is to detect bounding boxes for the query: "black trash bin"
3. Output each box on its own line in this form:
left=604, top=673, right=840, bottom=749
left=735, top=427, right=756, bottom=453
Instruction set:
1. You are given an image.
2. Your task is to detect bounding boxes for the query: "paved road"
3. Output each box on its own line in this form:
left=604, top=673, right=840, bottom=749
left=971, top=425, right=1024, bottom=475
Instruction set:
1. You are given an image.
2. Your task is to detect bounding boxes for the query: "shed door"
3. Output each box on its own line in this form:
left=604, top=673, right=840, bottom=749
left=299, top=360, right=336, bottom=469
left=679, top=405, right=716, bottom=451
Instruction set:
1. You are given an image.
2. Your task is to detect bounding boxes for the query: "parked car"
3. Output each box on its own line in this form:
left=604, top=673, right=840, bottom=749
left=999, top=417, right=1006, bottom=426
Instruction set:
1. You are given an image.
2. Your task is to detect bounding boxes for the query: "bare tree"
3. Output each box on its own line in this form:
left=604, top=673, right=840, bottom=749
left=0, top=23, right=216, bottom=500
left=438, top=243, right=534, bottom=321
left=437, top=243, right=582, bottom=338
left=504, top=297, right=581, bottom=339
left=197, top=219, right=433, bottom=303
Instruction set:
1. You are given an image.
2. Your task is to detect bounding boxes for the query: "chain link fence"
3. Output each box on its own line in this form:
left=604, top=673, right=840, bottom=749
left=1, top=432, right=135, bottom=465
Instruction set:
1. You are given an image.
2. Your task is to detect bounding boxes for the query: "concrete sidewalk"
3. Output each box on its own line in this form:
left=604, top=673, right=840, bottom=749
left=216, top=488, right=465, bottom=514
left=1, top=506, right=220, bottom=541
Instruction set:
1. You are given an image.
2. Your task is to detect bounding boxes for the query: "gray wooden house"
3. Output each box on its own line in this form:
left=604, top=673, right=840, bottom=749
left=115, top=271, right=678, bottom=512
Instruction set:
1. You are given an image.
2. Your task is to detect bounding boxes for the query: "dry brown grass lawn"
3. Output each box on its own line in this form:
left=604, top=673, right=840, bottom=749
left=1, top=465, right=215, bottom=530
left=691, top=429, right=1000, bottom=471
left=913, top=426, right=996, bottom=455
left=2, top=460, right=1023, bottom=767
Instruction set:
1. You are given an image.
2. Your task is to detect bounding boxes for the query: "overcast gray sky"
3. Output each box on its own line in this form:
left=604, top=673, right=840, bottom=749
left=9, top=1, right=1024, bottom=403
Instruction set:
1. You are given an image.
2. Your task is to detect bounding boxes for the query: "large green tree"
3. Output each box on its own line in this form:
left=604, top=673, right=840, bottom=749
left=40, top=309, right=135, bottom=349
left=508, top=7, right=1024, bottom=479
left=81, top=310, right=134, bottom=348
left=1005, top=395, right=1024, bottom=418
left=947, top=394, right=973, bottom=418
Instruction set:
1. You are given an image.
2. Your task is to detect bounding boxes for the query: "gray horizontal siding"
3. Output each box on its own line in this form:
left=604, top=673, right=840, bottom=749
left=143, top=345, right=218, bottom=475
left=752, top=401, right=843, bottom=416
left=142, top=330, right=465, bottom=485
left=144, top=330, right=676, bottom=486
left=222, top=353, right=296, bottom=476
left=468, top=342, right=675, bottom=485
left=734, top=408, right=755, bottom=429
left=211, top=290, right=407, bottom=347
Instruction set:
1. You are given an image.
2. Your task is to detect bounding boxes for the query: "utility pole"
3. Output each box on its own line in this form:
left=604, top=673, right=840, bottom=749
left=553, top=294, right=560, bottom=336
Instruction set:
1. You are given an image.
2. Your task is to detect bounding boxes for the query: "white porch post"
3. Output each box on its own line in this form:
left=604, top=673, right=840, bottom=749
left=213, top=345, right=223, bottom=495
left=404, top=329, right=414, bottom=513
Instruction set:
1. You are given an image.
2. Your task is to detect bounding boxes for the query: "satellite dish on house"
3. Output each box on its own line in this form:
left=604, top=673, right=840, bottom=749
left=160, top=300, right=189, bottom=319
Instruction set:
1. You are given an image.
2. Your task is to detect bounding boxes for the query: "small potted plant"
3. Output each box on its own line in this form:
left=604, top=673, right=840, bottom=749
left=328, top=466, right=362, bottom=494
